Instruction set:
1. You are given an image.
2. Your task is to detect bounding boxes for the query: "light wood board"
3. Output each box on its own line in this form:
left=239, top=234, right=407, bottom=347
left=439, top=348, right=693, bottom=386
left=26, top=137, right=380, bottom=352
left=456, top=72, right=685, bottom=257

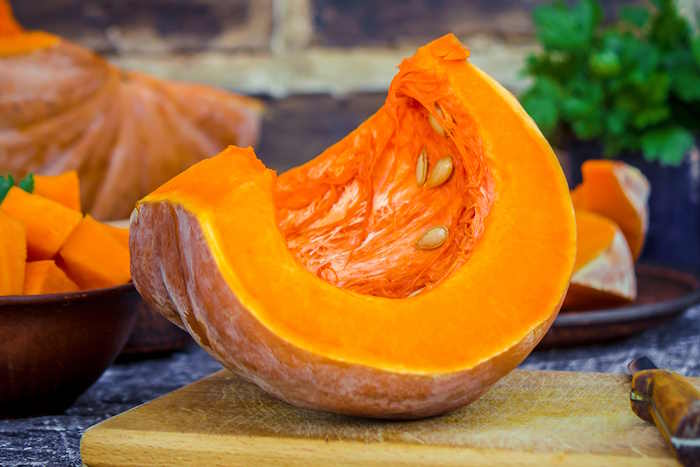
left=82, top=369, right=698, bottom=466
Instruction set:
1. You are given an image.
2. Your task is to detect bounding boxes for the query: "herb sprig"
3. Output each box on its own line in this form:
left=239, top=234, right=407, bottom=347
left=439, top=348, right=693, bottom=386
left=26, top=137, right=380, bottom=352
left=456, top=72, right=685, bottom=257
left=521, top=0, right=700, bottom=165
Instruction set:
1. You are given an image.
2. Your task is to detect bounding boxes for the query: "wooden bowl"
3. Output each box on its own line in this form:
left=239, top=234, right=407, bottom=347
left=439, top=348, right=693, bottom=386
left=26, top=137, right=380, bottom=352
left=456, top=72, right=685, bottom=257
left=119, top=299, right=191, bottom=357
left=0, top=284, right=138, bottom=418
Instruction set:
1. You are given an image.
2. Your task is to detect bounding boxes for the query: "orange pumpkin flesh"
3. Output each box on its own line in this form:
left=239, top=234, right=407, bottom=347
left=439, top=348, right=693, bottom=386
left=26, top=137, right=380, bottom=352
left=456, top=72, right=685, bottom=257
left=23, top=260, right=79, bottom=295
left=572, top=160, right=650, bottom=259
left=0, top=210, right=25, bottom=295
left=58, top=216, right=130, bottom=289
left=1, top=186, right=82, bottom=260
left=563, top=210, right=636, bottom=310
left=33, top=171, right=81, bottom=211
left=131, top=35, right=576, bottom=418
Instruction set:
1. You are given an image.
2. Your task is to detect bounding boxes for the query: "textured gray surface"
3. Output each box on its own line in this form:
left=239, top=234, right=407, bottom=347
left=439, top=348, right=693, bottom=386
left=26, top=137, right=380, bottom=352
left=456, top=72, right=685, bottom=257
left=1, top=305, right=698, bottom=466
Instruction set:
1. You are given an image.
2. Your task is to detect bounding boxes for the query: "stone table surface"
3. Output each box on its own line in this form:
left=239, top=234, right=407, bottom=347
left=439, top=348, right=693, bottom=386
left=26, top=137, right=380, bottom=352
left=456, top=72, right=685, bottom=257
left=2, top=305, right=699, bottom=466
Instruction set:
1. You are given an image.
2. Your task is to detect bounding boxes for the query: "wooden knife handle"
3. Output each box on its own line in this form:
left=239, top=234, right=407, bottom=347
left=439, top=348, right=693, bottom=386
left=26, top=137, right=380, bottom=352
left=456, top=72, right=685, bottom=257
left=631, top=369, right=700, bottom=467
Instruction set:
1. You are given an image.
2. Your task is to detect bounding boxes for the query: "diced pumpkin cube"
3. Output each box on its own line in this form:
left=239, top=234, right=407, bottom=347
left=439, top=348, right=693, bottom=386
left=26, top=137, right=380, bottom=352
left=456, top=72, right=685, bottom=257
left=99, top=220, right=129, bottom=249
left=0, top=187, right=82, bottom=260
left=23, top=260, right=79, bottom=295
left=58, top=216, right=130, bottom=289
left=0, top=211, right=26, bottom=295
left=34, top=171, right=81, bottom=211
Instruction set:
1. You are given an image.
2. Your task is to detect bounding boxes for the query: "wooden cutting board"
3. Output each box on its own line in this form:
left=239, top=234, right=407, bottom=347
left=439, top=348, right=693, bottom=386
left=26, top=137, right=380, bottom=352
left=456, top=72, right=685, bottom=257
left=81, top=369, right=698, bottom=466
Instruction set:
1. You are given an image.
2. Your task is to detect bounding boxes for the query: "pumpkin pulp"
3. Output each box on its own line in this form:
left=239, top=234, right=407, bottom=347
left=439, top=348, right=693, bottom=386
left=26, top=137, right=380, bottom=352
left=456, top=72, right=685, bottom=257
left=141, top=34, right=576, bottom=375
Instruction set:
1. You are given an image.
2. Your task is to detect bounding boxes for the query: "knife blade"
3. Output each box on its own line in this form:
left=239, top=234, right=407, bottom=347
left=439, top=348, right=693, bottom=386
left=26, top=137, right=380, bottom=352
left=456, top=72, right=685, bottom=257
left=627, top=356, right=700, bottom=467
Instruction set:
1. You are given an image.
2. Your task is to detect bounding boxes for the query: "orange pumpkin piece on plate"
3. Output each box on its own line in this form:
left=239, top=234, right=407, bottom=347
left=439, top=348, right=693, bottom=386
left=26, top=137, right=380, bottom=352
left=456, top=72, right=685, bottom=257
left=58, top=216, right=130, bottom=289
left=33, top=171, right=81, bottom=211
left=0, top=186, right=82, bottom=260
left=23, top=260, right=79, bottom=295
left=563, top=210, right=636, bottom=310
left=571, top=160, right=650, bottom=259
left=131, top=35, right=576, bottom=418
left=0, top=210, right=25, bottom=295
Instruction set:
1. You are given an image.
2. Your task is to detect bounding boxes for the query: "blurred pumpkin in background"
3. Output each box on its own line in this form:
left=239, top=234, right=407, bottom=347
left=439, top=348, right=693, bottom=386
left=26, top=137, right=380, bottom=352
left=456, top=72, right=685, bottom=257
left=0, top=0, right=262, bottom=220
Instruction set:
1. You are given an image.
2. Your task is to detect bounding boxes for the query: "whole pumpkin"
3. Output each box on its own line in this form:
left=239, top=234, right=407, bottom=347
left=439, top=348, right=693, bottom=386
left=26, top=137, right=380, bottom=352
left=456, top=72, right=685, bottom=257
left=0, top=1, right=262, bottom=220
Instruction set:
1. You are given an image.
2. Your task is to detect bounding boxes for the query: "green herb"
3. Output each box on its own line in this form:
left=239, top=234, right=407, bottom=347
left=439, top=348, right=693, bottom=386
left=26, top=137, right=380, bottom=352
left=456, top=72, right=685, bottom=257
left=0, top=173, right=35, bottom=202
left=0, top=175, right=15, bottom=202
left=521, top=0, right=700, bottom=165
left=18, top=173, right=34, bottom=193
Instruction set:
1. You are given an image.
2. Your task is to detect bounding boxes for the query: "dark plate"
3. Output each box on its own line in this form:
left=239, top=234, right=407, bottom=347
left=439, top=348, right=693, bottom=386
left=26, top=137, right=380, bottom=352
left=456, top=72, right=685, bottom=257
left=540, top=264, right=700, bottom=348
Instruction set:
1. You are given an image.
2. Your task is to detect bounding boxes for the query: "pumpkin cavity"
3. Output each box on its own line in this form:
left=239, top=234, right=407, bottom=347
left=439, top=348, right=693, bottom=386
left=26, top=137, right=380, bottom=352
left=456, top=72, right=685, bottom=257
left=275, top=56, right=494, bottom=299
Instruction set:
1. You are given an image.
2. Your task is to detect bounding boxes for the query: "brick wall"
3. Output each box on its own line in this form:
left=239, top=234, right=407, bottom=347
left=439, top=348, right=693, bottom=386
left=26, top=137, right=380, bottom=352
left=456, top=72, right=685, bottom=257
left=12, top=0, right=697, bottom=169
left=12, top=0, right=662, bottom=97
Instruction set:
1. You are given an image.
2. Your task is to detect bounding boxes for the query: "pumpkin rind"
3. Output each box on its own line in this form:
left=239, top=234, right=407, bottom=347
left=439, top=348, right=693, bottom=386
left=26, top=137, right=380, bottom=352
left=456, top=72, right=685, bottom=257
left=132, top=35, right=575, bottom=418
left=563, top=210, right=636, bottom=310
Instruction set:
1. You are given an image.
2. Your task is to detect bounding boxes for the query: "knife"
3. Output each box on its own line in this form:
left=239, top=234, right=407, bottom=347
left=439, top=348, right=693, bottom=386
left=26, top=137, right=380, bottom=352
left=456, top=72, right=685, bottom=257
left=628, top=356, right=700, bottom=467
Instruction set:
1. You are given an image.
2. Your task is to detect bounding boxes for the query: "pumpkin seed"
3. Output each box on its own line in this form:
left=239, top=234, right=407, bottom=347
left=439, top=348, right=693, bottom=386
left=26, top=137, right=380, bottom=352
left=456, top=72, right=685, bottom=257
left=428, top=113, right=445, bottom=137
left=415, top=149, right=428, bottom=186
left=416, top=225, right=448, bottom=250
left=426, top=156, right=454, bottom=188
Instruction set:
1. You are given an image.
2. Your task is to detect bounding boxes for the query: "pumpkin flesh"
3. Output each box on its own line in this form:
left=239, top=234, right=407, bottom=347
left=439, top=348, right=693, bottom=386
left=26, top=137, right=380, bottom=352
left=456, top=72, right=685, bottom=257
left=132, top=34, right=576, bottom=417
left=0, top=210, right=25, bottom=295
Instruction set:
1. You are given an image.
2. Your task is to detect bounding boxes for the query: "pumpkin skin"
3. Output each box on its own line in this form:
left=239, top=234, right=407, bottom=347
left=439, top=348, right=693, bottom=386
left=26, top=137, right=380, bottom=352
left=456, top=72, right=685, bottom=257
left=131, top=35, right=576, bottom=418
left=571, top=160, right=650, bottom=260
left=563, top=210, right=636, bottom=310
left=0, top=1, right=262, bottom=220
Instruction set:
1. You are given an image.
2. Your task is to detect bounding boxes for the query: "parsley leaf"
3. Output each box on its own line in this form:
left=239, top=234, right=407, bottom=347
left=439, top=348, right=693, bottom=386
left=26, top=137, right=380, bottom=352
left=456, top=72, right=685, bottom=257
left=521, top=0, right=699, bottom=165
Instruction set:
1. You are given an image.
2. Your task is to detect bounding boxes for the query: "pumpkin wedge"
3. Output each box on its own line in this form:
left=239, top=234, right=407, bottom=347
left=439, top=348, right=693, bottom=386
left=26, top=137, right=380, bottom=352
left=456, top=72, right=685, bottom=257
left=563, top=210, right=636, bottom=310
left=131, top=34, right=576, bottom=418
left=571, top=160, right=650, bottom=259
left=0, top=210, right=25, bottom=295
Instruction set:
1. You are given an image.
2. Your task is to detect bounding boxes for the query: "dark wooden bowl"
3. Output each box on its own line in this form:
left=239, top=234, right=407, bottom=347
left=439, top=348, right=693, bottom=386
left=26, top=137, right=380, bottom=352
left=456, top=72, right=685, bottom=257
left=119, top=300, right=191, bottom=357
left=0, top=284, right=138, bottom=418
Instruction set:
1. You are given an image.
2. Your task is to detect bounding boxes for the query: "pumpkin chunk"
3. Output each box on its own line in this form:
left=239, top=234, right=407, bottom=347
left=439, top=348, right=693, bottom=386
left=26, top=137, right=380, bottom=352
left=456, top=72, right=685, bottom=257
left=0, top=210, right=25, bottom=295
left=571, top=160, right=650, bottom=259
left=564, top=210, right=636, bottom=310
left=99, top=221, right=129, bottom=249
left=33, top=171, right=81, bottom=211
left=23, top=260, right=79, bottom=295
left=58, top=216, right=130, bottom=289
left=0, top=187, right=82, bottom=260
left=131, top=34, right=576, bottom=418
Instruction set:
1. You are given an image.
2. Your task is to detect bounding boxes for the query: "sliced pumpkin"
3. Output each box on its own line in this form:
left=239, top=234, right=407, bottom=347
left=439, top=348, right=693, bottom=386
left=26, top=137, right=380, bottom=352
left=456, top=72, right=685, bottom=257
left=33, top=171, right=81, bottom=211
left=0, top=186, right=82, bottom=260
left=571, top=160, right=650, bottom=259
left=58, top=216, right=130, bottom=289
left=131, top=34, right=576, bottom=418
left=563, top=210, right=636, bottom=310
left=23, top=260, right=79, bottom=295
left=0, top=210, right=25, bottom=295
